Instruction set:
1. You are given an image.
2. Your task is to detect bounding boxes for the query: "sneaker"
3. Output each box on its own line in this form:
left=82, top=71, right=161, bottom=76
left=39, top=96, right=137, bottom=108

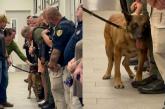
left=38, top=99, right=46, bottom=105
left=0, top=104, right=4, bottom=109
left=2, top=102, right=14, bottom=107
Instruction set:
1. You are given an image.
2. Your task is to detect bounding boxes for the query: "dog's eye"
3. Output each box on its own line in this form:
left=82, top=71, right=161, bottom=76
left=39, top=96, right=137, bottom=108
left=131, top=23, right=138, bottom=29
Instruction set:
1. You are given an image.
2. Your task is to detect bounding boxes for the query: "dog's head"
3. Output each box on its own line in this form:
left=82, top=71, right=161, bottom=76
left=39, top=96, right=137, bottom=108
left=124, top=13, right=149, bottom=39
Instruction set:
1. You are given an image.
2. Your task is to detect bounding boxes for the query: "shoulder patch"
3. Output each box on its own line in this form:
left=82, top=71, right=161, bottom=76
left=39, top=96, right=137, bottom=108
left=56, top=29, right=63, bottom=37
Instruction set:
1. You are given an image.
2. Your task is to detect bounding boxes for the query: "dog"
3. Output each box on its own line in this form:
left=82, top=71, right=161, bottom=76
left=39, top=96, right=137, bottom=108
left=27, top=65, right=42, bottom=101
left=102, top=13, right=149, bottom=89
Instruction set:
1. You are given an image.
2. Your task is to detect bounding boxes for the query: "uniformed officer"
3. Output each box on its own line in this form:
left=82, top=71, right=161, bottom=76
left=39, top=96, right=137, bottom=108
left=41, top=7, right=75, bottom=109
left=32, top=21, right=55, bottom=109
left=63, top=5, right=83, bottom=109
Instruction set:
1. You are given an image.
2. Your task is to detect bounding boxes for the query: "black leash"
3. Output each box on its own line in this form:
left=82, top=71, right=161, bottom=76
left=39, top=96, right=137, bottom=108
left=12, top=64, right=30, bottom=73
left=82, top=7, right=125, bottom=30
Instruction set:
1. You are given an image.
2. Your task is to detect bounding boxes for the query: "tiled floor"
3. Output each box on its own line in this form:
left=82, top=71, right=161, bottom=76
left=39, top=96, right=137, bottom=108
left=83, top=11, right=165, bottom=109
left=7, top=70, right=39, bottom=109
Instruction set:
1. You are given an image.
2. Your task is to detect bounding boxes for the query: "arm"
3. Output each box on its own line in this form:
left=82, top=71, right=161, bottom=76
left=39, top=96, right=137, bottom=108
left=41, top=29, right=52, bottom=47
left=48, top=48, right=61, bottom=72
left=12, top=41, right=32, bottom=65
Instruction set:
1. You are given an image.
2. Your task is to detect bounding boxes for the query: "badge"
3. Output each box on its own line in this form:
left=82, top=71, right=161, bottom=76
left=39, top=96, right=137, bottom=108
left=76, top=30, right=81, bottom=35
left=56, top=30, right=63, bottom=37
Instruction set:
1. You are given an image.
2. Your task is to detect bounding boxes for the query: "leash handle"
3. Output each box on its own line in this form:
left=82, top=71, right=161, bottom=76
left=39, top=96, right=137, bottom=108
left=82, top=7, right=123, bottom=29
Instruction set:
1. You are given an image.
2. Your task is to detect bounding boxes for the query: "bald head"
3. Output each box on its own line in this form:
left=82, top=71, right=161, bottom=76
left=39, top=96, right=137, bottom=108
left=43, top=7, right=62, bottom=25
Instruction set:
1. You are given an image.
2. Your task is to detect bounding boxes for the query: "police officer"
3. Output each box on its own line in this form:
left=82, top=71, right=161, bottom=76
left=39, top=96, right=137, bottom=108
left=120, top=0, right=165, bottom=94
left=0, top=15, right=13, bottom=109
left=32, top=20, right=55, bottom=109
left=41, top=7, right=75, bottom=109
left=63, top=5, right=83, bottom=109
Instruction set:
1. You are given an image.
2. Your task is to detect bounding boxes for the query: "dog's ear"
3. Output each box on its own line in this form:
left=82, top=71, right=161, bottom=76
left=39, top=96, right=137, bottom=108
left=123, top=12, right=132, bottom=24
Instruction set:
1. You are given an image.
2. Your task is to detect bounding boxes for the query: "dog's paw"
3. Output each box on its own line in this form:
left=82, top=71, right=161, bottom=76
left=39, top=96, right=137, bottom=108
left=114, top=81, right=124, bottom=89
left=102, top=74, right=111, bottom=80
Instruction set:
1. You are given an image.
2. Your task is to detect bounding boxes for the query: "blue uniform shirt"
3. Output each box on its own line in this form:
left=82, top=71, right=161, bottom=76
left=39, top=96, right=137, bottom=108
left=52, top=17, right=75, bottom=66
left=63, top=21, right=83, bottom=66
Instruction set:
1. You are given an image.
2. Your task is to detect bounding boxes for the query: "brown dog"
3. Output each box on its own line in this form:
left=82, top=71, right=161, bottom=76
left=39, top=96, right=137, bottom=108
left=102, top=13, right=149, bottom=89
left=27, top=65, right=42, bottom=101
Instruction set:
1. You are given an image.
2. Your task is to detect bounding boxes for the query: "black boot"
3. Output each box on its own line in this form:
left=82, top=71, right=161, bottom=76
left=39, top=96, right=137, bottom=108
left=138, top=79, right=165, bottom=94
left=41, top=102, right=55, bottom=109
left=131, top=75, right=157, bottom=88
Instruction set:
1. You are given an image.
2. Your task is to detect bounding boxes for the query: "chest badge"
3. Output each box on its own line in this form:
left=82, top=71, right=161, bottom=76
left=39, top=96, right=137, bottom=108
left=56, top=30, right=63, bottom=37
left=76, top=30, right=81, bottom=35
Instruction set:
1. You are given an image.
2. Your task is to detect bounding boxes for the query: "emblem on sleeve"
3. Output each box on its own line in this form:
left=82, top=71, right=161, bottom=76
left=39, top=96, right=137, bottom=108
left=56, top=30, right=63, bottom=37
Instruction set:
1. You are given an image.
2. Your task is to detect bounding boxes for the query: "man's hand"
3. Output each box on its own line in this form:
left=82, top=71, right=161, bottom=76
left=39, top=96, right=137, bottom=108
left=41, top=29, right=52, bottom=47
left=25, top=60, right=33, bottom=66
left=7, top=56, right=12, bottom=66
left=41, top=29, right=49, bottom=37
left=67, top=58, right=77, bottom=73
left=29, top=46, right=35, bottom=54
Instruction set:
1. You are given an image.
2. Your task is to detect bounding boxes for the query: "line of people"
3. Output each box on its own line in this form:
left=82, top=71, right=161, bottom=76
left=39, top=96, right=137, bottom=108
left=20, top=5, right=83, bottom=109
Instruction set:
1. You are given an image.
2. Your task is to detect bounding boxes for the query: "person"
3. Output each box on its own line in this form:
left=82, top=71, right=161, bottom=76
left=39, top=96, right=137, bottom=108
left=62, top=5, right=83, bottom=109
left=42, top=7, right=75, bottom=109
left=23, top=15, right=38, bottom=83
left=21, top=15, right=55, bottom=109
left=31, top=15, right=55, bottom=109
left=67, top=40, right=83, bottom=109
left=120, top=0, right=165, bottom=94
left=146, top=0, right=165, bottom=108
left=0, top=15, right=12, bottom=109
left=4, top=28, right=31, bottom=65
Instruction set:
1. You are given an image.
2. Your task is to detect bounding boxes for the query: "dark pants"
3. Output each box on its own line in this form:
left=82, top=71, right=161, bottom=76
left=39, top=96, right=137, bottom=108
left=145, top=21, right=163, bottom=80
left=0, top=58, right=8, bottom=104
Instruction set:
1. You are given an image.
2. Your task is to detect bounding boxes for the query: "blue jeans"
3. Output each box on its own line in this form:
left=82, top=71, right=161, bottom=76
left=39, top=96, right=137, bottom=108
left=0, top=58, right=8, bottom=104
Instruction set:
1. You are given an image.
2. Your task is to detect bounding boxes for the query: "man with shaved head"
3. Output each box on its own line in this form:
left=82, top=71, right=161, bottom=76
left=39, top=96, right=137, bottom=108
left=41, top=7, right=75, bottom=109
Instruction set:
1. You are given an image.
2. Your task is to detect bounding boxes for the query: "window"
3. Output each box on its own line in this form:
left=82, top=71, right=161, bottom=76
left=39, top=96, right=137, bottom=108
left=11, top=19, right=16, bottom=32
left=33, top=0, right=37, bottom=14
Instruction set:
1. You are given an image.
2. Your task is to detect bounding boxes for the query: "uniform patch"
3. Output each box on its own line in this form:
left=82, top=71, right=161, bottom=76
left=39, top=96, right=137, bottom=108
left=56, top=30, right=63, bottom=37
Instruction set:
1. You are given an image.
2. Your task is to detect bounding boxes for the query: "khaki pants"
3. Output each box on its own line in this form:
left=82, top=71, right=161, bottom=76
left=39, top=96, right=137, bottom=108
left=49, top=67, right=71, bottom=109
left=151, top=9, right=165, bottom=80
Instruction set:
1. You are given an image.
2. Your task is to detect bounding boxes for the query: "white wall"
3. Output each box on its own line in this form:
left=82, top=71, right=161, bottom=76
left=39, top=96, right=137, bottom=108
left=0, top=0, right=33, bottom=14
left=0, top=0, right=33, bottom=66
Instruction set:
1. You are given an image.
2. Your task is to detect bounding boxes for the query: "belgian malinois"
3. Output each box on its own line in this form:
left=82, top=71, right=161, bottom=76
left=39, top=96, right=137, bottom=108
left=102, top=13, right=149, bottom=89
